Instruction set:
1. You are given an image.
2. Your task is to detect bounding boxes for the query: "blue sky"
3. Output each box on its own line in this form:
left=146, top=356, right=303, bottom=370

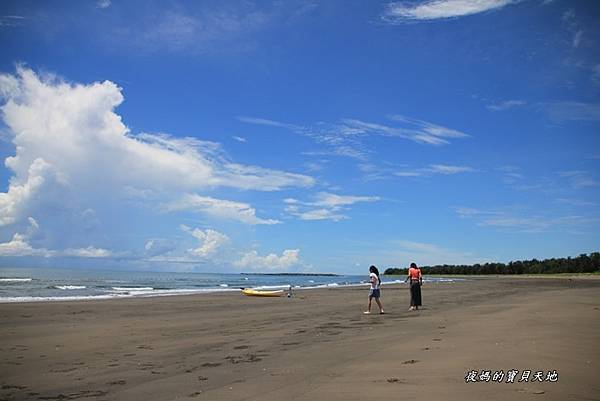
left=0, top=0, right=598, bottom=274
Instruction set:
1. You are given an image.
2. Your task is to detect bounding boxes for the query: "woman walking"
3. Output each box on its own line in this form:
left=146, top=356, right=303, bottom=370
left=406, top=262, right=422, bottom=311
left=364, top=265, right=384, bottom=314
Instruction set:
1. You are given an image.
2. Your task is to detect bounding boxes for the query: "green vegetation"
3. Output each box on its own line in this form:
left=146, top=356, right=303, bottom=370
left=383, top=252, right=600, bottom=275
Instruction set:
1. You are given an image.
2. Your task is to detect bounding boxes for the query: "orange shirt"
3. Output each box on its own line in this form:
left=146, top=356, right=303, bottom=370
left=408, top=267, right=421, bottom=280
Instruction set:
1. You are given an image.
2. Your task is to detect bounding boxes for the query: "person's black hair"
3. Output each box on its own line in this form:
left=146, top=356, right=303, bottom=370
left=369, top=265, right=381, bottom=285
left=410, top=262, right=418, bottom=269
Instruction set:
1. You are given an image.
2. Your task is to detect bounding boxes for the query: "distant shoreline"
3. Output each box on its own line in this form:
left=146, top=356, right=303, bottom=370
left=240, top=272, right=339, bottom=276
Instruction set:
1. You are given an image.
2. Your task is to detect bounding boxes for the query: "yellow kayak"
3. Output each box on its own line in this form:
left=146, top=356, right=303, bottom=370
left=242, top=288, right=284, bottom=297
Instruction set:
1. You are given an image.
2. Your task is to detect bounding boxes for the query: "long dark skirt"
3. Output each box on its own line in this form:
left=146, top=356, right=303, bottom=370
left=410, top=282, right=422, bottom=306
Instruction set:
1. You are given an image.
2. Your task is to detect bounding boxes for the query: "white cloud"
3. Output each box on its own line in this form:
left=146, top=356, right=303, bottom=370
left=395, top=164, right=476, bottom=177
left=555, top=198, right=596, bottom=207
left=313, top=192, right=380, bottom=208
left=0, top=67, right=309, bottom=250
left=239, top=114, right=469, bottom=161
left=285, top=192, right=379, bottom=221
left=0, top=233, right=51, bottom=257
left=180, top=225, right=229, bottom=258
left=542, top=102, right=600, bottom=122
left=455, top=206, right=597, bottom=233
left=388, top=240, right=485, bottom=266
left=572, top=30, right=583, bottom=48
left=144, top=239, right=177, bottom=257
left=234, top=249, right=300, bottom=271
left=382, top=0, right=517, bottom=22
left=427, top=164, right=476, bottom=174
left=486, top=99, right=526, bottom=111
left=0, top=218, right=112, bottom=258
left=0, top=158, right=55, bottom=226
left=287, top=208, right=347, bottom=222
left=63, top=246, right=112, bottom=258
left=232, top=136, right=247, bottom=143
left=166, top=194, right=280, bottom=225
left=96, top=0, right=111, bottom=9
left=558, top=171, right=598, bottom=189
left=0, top=15, right=26, bottom=28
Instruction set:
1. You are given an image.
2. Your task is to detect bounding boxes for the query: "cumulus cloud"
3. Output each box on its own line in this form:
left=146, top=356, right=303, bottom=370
left=180, top=225, right=229, bottom=258
left=0, top=232, right=51, bottom=257
left=382, top=0, right=517, bottom=22
left=234, top=249, right=300, bottom=271
left=63, top=246, right=113, bottom=258
left=0, top=67, right=310, bottom=253
left=0, top=218, right=112, bottom=258
left=284, top=192, right=379, bottom=221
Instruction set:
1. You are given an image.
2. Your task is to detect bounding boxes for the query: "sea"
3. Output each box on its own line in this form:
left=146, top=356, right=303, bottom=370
left=0, top=267, right=462, bottom=303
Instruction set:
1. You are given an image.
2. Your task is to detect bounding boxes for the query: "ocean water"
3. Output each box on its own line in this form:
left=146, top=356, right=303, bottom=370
left=0, top=267, right=461, bottom=303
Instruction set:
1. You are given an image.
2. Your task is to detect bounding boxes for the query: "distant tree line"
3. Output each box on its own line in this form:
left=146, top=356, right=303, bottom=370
left=383, top=252, right=600, bottom=275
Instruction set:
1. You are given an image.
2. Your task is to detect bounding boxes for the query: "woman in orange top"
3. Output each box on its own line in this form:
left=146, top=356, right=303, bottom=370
left=406, top=262, right=422, bottom=311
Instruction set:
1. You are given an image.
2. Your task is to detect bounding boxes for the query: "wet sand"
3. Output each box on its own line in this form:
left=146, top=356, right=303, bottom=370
left=1, top=277, right=599, bottom=401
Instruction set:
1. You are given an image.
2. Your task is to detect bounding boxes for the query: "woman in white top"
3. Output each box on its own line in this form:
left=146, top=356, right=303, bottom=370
left=364, top=265, right=384, bottom=314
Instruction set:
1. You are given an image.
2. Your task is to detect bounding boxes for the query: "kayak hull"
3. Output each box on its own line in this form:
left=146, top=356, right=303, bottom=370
left=242, top=288, right=284, bottom=297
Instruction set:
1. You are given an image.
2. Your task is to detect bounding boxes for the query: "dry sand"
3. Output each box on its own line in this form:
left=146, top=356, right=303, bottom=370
left=1, top=277, right=599, bottom=401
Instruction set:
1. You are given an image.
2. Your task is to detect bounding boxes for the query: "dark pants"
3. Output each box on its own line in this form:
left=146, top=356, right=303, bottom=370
left=410, top=281, right=422, bottom=307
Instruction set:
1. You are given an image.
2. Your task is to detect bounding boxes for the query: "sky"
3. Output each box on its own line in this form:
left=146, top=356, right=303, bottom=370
left=0, top=0, right=599, bottom=274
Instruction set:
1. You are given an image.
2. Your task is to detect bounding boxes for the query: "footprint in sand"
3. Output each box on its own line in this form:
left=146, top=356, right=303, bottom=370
left=402, top=359, right=419, bottom=364
left=234, top=345, right=250, bottom=350
left=433, top=338, right=442, bottom=341
left=108, top=380, right=126, bottom=386
left=202, top=362, right=222, bottom=368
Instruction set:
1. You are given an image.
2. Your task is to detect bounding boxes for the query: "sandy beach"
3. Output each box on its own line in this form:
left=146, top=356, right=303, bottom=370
left=1, top=277, right=599, bottom=401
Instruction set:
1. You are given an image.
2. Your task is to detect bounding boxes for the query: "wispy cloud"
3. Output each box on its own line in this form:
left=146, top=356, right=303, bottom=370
left=543, top=102, right=600, bottom=122
left=555, top=198, right=596, bottom=207
left=558, top=171, right=599, bottom=189
left=592, top=64, right=600, bottom=87
left=238, top=114, right=469, bottom=161
left=96, top=0, right=111, bottom=9
left=0, top=15, right=26, bottom=28
left=165, top=194, right=280, bottom=225
left=456, top=206, right=598, bottom=233
left=562, top=9, right=584, bottom=49
left=111, top=2, right=315, bottom=54
left=284, top=192, right=380, bottom=221
left=395, top=164, right=476, bottom=177
left=496, top=165, right=524, bottom=184
left=486, top=99, right=526, bottom=111
left=386, top=240, right=486, bottom=266
left=232, top=136, right=247, bottom=143
left=381, top=0, right=518, bottom=23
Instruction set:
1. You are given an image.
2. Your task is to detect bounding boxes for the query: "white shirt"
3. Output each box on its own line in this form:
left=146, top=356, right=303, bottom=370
left=369, top=272, right=380, bottom=290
